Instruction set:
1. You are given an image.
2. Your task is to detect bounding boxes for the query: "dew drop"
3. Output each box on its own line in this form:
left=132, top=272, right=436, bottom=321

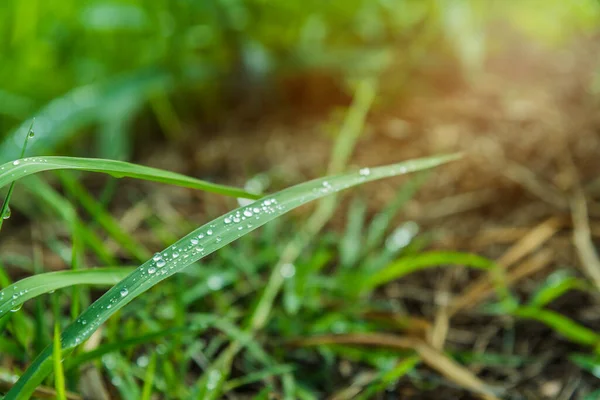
left=206, top=369, right=222, bottom=390
left=148, top=266, right=157, bottom=274
left=207, top=275, right=224, bottom=291
left=243, top=209, right=253, bottom=217
left=12, top=160, right=19, bottom=166
left=2, top=207, right=11, bottom=220
left=136, top=355, right=149, bottom=368
left=111, top=376, right=122, bottom=386
left=156, top=259, right=166, bottom=268
left=207, top=229, right=213, bottom=235
left=224, top=217, right=232, bottom=224
left=152, top=253, right=162, bottom=262
left=280, top=263, right=296, bottom=278
left=10, top=304, right=22, bottom=313
left=173, top=251, right=180, bottom=258
left=191, top=238, right=199, bottom=245
left=120, top=288, right=129, bottom=297
left=215, top=236, right=222, bottom=243
left=359, top=167, right=371, bottom=176
left=28, top=130, right=35, bottom=138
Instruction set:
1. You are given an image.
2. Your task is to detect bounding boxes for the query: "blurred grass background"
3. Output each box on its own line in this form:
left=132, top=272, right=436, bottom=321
left=3, top=0, right=600, bottom=399
left=1, top=0, right=599, bottom=161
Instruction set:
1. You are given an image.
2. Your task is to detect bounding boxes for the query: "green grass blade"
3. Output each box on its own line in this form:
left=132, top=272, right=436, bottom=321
left=528, top=270, right=590, bottom=308
left=512, top=306, right=600, bottom=347
left=222, top=365, right=295, bottom=392
left=140, top=352, right=157, bottom=400
left=363, top=251, right=496, bottom=290
left=5, top=153, right=460, bottom=400
left=0, top=156, right=260, bottom=200
left=357, top=355, right=421, bottom=400
left=0, top=121, right=34, bottom=231
left=570, top=353, right=600, bottom=379
left=52, top=324, right=67, bottom=400
left=0, top=267, right=134, bottom=319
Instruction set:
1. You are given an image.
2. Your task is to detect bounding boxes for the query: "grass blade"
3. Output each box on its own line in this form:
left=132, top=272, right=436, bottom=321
left=140, top=353, right=157, bottom=400
left=0, top=156, right=260, bottom=200
left=0, top=268, right=134, bottom=319
left=512, top=306, right=600, bottom=347
left=528, top=270, right=590, bottom=308
left=5, top=153, right=460, bottom=399
left=52, top=324, right=67, bottom=400
left=363, top=251, right=497, bottom=290
left=0, top=121, right=34, bottom=231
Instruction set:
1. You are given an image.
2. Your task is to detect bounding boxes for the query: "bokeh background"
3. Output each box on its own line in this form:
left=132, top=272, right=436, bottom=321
left=3, top=0, right=600, bottom=399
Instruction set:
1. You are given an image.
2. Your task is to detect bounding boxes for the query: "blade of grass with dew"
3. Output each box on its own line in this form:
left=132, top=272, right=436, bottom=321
left=5, top=153, right=460, bottom=399
left=0, top=267, right=134, bottom=319
left=527, top=270, right=591, bottom=308
left=0, top=121, right=34, bottom=231
left=0, top=156, right=260, bottom=200
left=52, top=324, right=67, bottom=400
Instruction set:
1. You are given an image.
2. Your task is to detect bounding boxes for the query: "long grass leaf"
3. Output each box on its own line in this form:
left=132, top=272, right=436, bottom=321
left=363, top=251, right=496, bottom=290
left=512, top=306, right=600, bottom=347
left=0, top=268, right=134, bottom=319
left=52, top=324, right=67, bottom=400
left=5, top=153, right=459, bottom=399
left=0, top=156, right=259, bottom=199
left=0, top=122, right=34, bottom=231
left=528, top=270, right=590, bottom=308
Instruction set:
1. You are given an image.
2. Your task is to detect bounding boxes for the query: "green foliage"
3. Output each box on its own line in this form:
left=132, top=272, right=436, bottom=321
left=0, top=267, right=134, bottom=319
left=4, top=154, right=458, bottom=399
left=0, top=156, right=260, bottom=200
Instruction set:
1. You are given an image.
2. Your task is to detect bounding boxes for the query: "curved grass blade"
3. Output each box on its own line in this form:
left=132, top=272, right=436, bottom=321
left=52, top=324, right=67, bottom=400
left=0, top=156, right=259, bottom=200
left=0, top=121, right=34, bottom=231
left=512, top=306, right=600, bottom=347
left=5, top=153, right=460, bottom=399
left=528, top=270, right=591, bottom=308
left=0, top=267, right=134, bottom=319
left=363, top=251, right=497, bottom=290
